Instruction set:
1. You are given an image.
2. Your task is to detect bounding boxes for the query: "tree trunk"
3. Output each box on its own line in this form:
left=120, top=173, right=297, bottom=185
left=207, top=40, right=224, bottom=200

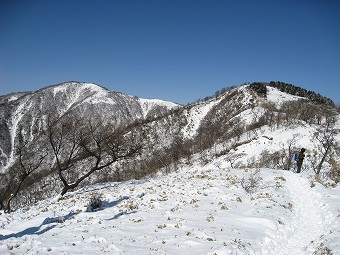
left=316, top=145, right=331, bottom=175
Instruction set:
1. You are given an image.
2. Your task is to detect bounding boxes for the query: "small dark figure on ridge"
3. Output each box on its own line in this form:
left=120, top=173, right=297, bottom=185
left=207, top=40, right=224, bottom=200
left=296, top=148, right=306, bottom=173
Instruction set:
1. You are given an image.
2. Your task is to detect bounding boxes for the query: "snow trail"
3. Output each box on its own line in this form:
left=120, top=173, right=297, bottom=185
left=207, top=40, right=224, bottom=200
left=261, top=172, right=334, bottom=255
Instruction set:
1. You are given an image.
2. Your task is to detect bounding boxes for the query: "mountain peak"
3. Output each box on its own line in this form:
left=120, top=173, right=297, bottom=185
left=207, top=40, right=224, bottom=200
left=248, top=81, right=334, bottom=106
left=40, top=81, right=109, bottom=96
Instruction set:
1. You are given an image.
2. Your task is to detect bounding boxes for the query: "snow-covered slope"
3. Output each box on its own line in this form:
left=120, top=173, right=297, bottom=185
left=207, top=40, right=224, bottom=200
left=266, top=85, right=303, bottom=105
left=1, top=156, right=339, bottom=254
left=138, top=98, right=179, bottom=118
left=0, top=82, right=180, bottom=170
left=182, top=97, right=223, bottom=139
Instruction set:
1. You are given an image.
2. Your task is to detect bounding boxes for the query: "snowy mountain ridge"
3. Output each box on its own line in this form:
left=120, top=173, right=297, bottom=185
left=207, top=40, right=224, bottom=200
left=0, top=81, right=340, bottom=254
left=0, top=81, right=180, bottom=170
left=1, top=81, right=339, bottom=193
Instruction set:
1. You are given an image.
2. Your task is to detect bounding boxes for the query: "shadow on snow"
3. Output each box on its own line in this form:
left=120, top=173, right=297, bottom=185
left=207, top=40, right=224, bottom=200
left=0, top=195, right=137, bottom=241
left=0, top=211, right=78, bottom=241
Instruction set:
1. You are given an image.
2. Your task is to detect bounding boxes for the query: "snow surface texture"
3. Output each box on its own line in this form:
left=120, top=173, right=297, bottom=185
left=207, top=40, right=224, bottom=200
left=265, top=86, right=302, bottom=105
left=1, top=157, right=339, bottom=255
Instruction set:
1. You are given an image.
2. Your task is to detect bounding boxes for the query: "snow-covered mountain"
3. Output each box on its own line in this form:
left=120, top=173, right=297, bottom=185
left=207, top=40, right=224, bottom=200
left=0, top=82, right=179, bottom=169
left=0, top=81, right=340, bottom=254
left=0, top=82, right=340, bottom=193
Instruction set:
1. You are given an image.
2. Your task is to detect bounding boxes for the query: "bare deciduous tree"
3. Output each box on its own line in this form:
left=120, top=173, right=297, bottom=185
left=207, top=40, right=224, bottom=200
left=46, top=113, right=141, bottom=196
left=0, top=138, right=47, bottom=212
left=47, top=114, right=85, bottom=194
left=312, top=124, right=338, bottom=176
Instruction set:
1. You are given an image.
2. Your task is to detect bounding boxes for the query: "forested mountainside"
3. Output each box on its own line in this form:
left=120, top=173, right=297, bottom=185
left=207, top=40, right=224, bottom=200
left=0, top=82, right=179, bottom=168
left=0, top=81, right=339, bottom=211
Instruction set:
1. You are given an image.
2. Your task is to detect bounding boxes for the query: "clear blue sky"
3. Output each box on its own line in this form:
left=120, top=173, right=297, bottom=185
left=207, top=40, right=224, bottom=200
left=1, top=0, right=339, bottom=104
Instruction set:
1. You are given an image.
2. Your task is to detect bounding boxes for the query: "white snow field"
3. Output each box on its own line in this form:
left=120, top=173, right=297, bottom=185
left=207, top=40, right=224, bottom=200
left=1, top=158, right=339, bottom=255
